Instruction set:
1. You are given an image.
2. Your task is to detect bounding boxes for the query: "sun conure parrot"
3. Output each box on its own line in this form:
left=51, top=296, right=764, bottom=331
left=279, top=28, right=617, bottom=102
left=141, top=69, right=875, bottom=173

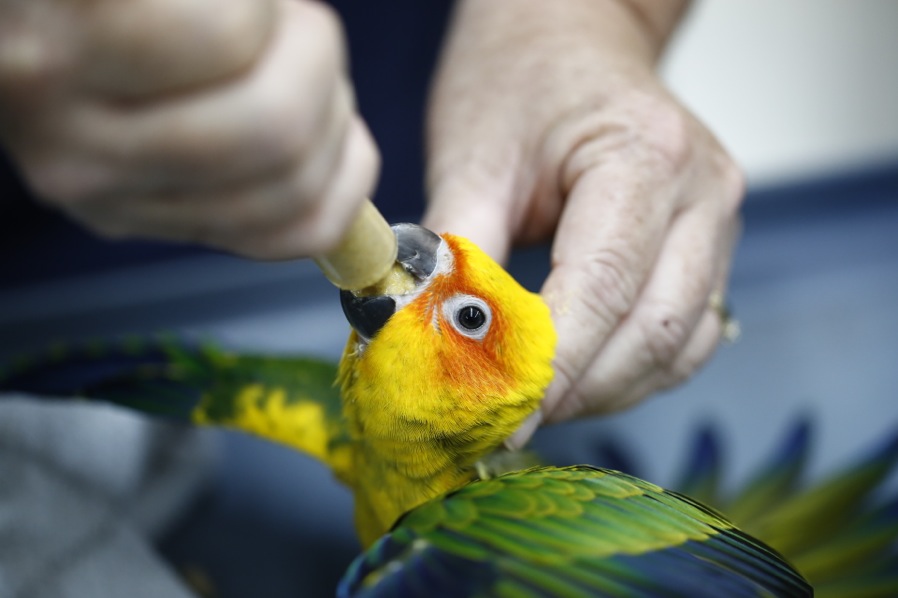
left=334, top=224, right=557, bottom=546
left=331, top=224, right=807, bottom=596
left=3, top=224, right=897, bottom=596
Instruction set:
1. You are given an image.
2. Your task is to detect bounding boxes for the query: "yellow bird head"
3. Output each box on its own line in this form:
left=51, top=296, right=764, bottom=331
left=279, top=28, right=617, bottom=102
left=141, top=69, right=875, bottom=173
left=338, top=224, right=556, bottom=544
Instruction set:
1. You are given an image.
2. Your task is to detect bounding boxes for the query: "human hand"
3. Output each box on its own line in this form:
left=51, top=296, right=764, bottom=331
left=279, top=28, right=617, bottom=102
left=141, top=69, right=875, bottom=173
left=423, top=0, right=743, bottom=435
left=0, top=0, right=379, bottom=259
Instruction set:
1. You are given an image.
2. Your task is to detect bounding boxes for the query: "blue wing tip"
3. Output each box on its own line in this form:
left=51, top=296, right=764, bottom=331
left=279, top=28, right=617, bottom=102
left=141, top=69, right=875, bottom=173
left=877, top=424, right=898, bottom=460
left=591, top=437, right=641, bottom=476
left=692, top=424, right=722, bottom=470
left=779, top=416, right=813, bottom=464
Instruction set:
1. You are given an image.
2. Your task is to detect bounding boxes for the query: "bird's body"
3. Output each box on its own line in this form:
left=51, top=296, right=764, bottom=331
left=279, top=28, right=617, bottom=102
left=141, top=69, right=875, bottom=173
left=337, top=232, right=556, bottom=545
left=331, top=225, right=811, bottom=596
left=340, top=465, right=810, bottom=598
left=6, top=224, right=896, bottom=596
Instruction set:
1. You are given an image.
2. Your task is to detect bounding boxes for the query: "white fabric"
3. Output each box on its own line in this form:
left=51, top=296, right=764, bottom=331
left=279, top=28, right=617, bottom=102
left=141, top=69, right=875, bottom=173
left=0, top=395, right=216, bottom=598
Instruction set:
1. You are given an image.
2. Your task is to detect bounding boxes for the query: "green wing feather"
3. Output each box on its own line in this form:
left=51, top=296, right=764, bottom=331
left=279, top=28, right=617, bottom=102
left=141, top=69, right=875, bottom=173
left=339, top=466, right=811, bottom=598
left=7, top=341, right=896, bottom=596
left=175, top=344, right=353, bottom=477
left=0, top=337, right=351, bottom=477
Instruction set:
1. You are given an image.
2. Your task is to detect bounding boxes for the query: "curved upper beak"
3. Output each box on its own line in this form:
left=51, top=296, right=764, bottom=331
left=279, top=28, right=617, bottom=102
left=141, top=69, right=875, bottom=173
left=340, top=223, right=443, bottom=342
left=340, top=293, right=396, bottom=342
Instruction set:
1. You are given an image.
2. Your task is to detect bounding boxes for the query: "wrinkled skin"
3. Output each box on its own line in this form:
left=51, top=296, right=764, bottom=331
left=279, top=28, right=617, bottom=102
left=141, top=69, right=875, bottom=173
left=0, top=0, right=379, bottom=259
left=0, top=0, right=743, bottom=437
left=423, top=0, right=743, bottom=437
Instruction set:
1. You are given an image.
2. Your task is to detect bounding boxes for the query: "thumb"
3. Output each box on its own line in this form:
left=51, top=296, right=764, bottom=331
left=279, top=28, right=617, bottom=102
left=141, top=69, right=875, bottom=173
left=422, top=163, right=518, bottom=264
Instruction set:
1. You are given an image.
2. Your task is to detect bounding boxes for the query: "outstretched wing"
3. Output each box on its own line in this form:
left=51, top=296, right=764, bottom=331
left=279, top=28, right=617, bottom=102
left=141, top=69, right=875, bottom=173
left=0, top=337, right=352, bottom=479
left=339, top=466, right=811, bottom=598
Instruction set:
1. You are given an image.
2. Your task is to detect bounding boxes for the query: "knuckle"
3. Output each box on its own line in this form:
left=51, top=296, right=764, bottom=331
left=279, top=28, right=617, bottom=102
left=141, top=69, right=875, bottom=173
left=0, top=33, right=68, bottom=103
left=640, top=306, right=691, bottom=371
left=301, top=2, right=346, bottom=56
left=286, top=0, right=347, bottom=79
left=573, top=247, right=641, bottom=327
left=717, top=153, right=746, bottom=213
left=556, top=96, right=692, bottom=196
left=84, top=0, right=276, bottom=96
left=253, top=43, right=349, bottom=166
left=632, top=100, right=693, bottom=175
left=289, top=118, right=379, bottom=248
left=18, top=156, right=109, bottom=204
left=557, top=124, right=628, bottom=197
left=206, top=0, right=276, bottom=69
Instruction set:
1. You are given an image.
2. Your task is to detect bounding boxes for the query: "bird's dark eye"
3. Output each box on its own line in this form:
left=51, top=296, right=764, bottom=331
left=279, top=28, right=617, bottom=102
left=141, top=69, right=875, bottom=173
left=457, top=305, right=486, bottom=330
left=443, top=294, right=492, bottom=340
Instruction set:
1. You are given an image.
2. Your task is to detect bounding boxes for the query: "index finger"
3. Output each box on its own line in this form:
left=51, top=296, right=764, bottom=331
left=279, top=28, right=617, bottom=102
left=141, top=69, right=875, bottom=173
left=80, top=0, right=276, bottom=98
left=539, top=149, right=679, bottom=418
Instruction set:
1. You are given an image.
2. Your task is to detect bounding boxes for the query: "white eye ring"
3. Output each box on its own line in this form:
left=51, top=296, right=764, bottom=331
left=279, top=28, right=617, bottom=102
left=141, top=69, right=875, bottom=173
left=442, top=294, right=492, bottom=340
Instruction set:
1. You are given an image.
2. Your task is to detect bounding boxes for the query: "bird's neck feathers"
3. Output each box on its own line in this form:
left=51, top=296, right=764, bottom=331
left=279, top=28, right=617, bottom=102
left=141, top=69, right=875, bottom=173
left=338, top=233, right=557, bottom=546
left=340, top=329, right=527, bottom=546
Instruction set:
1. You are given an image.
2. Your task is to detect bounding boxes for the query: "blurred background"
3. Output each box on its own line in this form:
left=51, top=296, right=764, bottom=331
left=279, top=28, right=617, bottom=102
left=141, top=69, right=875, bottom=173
left=1, top=1, right=897, bottom=596
left=664, top=0, right=898, bottom=186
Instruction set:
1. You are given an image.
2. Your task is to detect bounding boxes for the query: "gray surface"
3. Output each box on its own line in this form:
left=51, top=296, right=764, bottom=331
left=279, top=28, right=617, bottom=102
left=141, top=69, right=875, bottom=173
left=0, top=396, right=214, bottom=598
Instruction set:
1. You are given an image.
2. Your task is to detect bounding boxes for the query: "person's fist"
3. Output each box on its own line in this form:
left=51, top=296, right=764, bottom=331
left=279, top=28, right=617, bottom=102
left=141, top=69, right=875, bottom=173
left=0, top=0, right=380, bottom=259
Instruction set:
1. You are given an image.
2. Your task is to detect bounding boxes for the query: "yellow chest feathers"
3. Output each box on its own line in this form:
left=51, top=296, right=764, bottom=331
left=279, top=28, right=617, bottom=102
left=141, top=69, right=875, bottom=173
left=337, top=234, right=556, bottom=544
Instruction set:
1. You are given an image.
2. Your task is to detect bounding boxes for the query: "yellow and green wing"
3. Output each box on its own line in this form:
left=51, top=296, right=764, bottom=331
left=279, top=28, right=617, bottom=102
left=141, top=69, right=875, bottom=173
left=339, top=466, right=811, bottom=597
left=0, top=337, right=351, bottom=477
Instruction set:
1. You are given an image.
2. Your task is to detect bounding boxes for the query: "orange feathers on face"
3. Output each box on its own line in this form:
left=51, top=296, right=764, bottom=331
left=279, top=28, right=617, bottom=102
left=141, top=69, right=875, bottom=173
left=338, top=231, right=557, bottom=545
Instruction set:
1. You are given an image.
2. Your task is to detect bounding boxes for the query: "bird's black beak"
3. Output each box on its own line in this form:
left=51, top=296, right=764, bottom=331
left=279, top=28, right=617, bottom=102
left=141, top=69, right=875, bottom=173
left=340, top=293, right=396, bottom=342
left=340, top=223, right=443, bottom=342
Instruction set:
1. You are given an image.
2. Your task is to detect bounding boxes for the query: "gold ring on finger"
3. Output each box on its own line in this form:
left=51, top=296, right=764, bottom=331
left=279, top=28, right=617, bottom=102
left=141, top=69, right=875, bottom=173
left=709, top=291, right=741, bottom=344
